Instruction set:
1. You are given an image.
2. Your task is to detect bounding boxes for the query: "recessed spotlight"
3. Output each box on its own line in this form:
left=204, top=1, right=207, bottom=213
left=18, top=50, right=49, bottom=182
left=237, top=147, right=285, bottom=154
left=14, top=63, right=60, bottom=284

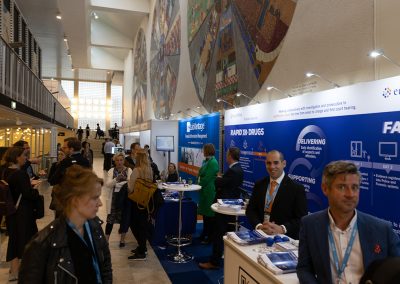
left=56, top=14, right=62, bottom=20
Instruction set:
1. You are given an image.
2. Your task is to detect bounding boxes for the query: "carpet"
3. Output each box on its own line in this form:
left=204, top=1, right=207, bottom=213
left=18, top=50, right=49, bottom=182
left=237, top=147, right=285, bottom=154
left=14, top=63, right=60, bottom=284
left=152, top=224, right=224, bottom=284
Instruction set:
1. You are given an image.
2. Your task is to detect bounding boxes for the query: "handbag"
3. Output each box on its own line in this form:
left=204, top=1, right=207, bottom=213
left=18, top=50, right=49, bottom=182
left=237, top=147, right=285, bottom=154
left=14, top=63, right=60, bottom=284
left=33, top=192, right=45, bottom=219
left=128, top=178, right=158, bottom=212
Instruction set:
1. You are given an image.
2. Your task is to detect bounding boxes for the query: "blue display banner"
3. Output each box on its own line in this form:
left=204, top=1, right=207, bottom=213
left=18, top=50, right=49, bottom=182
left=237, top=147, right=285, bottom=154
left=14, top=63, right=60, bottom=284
left=224, top=76, right=400, bottom=233
left=178, top=112, right=220, bottom=182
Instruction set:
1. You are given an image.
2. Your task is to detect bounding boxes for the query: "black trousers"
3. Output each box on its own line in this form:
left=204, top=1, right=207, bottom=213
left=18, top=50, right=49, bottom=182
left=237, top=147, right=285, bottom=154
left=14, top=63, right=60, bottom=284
left=210, top=213, right=235, bottom=266
left=103, top=153, right=113, bottom=171
left=130, top=203, right=148, bottom=254
left=201, top=215, right=215, bottom=241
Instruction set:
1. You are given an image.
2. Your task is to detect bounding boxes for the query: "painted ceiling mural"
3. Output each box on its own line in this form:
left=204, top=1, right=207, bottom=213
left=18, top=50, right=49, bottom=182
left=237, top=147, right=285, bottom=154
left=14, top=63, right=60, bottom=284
left=188, top=0, right=297, bottom=111
left=150, top=0, right=181, bottom=119
left=133, top=28, right=147, bottom=124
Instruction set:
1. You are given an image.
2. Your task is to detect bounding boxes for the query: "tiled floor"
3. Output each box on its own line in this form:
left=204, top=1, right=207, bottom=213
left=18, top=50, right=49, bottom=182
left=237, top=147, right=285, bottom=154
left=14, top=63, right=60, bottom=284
left=0, top=158, right=171, bottom=283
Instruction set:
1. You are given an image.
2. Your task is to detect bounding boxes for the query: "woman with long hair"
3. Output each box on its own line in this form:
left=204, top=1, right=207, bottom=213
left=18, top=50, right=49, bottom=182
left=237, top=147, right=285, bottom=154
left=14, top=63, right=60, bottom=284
left=19, top=165, right=112, bottom=283
left=127, top=149, right=153, bottom=260
left=162, top=162, right=179, bottom=182
left=197, top=143, right=219, bottom=244
left=0, top=146, right=39, bottom=281
left=104, top=152, right=132, bottom=247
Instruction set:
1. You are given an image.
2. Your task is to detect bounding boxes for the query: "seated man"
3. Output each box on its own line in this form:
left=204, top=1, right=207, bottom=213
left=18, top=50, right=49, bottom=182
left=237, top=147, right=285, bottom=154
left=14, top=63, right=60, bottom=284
left=246, top=150, right=307, bottom=239
left=297, top=161, right=400, bottom=284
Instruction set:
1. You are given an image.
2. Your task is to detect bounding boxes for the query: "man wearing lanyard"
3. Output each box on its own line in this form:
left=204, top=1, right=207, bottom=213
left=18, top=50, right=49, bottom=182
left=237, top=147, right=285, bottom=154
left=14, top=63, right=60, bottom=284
left=297, top=161, right=400, bottom=284
left=246, top=150, right=307, bottom=239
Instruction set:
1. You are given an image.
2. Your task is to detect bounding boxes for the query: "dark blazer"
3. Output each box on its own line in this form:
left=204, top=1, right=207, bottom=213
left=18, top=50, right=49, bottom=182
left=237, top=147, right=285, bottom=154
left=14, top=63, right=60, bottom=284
left=215, top=162, right=244, bottom=199
left=297, top=210, right=400, bottom=284
left=245, top=174, right=307, bottom=239
left=48, top=152, right=90, bottom=185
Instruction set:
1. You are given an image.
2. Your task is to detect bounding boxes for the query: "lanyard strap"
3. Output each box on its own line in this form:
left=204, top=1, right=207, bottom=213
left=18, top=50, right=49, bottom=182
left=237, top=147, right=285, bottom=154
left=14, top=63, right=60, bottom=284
left=67, top=220, right=103, bottom=284
left=265, top=182, right=279, bottom=210
left=328, top=223, right=358, bottom=281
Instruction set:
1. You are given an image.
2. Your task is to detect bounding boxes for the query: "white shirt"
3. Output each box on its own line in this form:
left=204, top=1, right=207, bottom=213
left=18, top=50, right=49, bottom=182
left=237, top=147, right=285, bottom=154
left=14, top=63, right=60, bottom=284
left=104, top=141, right=115, bottom=154
left=328, top=209, right=364, bottom=284
left=255, top=171, right=286, bottom=231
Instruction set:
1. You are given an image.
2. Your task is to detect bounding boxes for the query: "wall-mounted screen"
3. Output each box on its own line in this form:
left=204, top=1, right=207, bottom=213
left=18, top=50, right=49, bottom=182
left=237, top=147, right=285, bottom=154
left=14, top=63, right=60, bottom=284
left=156, top=136, right=174, bottom=152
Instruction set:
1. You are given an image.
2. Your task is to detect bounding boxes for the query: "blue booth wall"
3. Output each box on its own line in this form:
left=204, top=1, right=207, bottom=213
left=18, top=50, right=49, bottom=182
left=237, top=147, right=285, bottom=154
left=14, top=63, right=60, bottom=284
left=225, top=76, right=400, bottom=233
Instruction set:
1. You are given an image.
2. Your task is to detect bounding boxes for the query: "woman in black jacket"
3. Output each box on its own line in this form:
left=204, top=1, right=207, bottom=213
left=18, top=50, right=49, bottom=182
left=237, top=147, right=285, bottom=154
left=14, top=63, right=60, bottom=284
left=19, top=165, right=112, bottom=283
left=1, top=146, right=39, bottom=281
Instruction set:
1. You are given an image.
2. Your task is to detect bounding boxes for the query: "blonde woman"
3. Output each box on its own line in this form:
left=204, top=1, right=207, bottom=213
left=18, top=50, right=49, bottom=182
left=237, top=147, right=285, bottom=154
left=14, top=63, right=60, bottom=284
left=104, top=152, right=132, bottom=247
left=127, top=149, right=153, bottom=260
left=19, top=165, right=112, bottom=283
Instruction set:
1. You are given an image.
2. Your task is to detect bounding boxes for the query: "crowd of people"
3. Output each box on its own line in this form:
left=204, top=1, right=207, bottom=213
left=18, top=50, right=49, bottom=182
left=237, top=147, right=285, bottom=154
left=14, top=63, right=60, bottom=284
left=0, top=137, right=168, bottom=282
left=1, top=137, right=399, bottom=283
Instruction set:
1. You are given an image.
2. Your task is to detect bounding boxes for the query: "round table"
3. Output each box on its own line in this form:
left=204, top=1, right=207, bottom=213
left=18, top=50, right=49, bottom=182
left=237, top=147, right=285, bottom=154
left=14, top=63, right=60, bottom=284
left=211, top=203, right=246, bottom=231
left=162, top=183, right=201, bottom=263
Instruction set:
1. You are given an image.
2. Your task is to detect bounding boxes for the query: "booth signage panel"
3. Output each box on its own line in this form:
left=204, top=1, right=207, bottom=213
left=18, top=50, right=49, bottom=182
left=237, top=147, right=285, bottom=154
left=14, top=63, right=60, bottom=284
left=178, top=112, right=220, bottom=181
left=224, top=76, right=400, bottom=232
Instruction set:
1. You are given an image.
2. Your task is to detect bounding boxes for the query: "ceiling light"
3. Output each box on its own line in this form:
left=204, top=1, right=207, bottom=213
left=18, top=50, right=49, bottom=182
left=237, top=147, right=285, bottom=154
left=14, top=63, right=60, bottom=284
left=368, top=49, right=400, bottom=68
left=368, top=49, right=383, bottom=58
left=266, top=85, right=290, bottom=97
left=305, top=72, right=340, bottom=88
left=216, top=98, right=236, bottom=108
left=56, top=14, right=62, bottom=20
left=236, top=92, right=260, bottom=104
left=92, top=12, right=99, bottom=20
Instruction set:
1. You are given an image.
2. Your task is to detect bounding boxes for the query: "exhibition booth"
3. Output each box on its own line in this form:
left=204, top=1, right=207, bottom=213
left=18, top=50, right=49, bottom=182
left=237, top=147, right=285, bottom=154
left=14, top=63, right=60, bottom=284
left=120, top=75, right=399, bottom=282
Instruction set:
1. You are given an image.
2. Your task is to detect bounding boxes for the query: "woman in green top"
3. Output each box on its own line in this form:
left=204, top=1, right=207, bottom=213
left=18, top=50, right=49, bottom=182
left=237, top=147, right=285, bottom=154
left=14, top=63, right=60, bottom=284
left=197, top=143, right=219, bottom=244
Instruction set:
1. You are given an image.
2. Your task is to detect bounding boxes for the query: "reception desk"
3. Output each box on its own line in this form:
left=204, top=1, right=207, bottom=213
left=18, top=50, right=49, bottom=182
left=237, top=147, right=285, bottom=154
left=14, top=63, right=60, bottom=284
left=151, top=198, right=197, bottom=246
left=224, top=237, right=299, bottom=284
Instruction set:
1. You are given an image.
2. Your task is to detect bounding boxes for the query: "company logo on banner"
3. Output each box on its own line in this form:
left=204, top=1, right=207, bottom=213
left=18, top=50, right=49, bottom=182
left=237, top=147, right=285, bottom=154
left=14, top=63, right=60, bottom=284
left=382, top=87, right=392, bottom=98
left=179, top=113, right=220, bottom=181
left=224, top=75, right=400, bottom=234
left=186, top=121, right=205, bottom=132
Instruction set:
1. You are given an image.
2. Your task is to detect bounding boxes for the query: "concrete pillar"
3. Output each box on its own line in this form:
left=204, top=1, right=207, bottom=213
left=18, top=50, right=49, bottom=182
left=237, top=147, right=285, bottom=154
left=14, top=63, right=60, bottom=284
left=106, top=81, right=111, bottom=132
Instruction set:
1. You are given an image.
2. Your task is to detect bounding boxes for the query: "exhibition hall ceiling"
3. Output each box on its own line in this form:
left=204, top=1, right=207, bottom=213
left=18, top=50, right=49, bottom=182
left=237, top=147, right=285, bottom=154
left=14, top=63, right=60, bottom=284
left=14, top=0, right=149, bottom=82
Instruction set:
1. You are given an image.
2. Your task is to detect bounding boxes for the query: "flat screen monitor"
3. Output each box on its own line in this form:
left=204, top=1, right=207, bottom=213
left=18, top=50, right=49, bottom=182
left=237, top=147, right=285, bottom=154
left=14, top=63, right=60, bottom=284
left=379, top=142, right=397, bottom=159
left=156, top=136, right=174, bottom=152
left=111, top=146, right=124, bottom=154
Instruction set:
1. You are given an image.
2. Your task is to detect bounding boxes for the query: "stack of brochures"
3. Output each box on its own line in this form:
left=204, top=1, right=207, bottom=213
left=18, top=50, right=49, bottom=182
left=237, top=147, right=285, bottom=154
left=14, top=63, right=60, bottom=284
left=257, top=251, right=298, bottom=274
left=216, top=199, right=244, bottom=212
left=227, top=229, right=268, bottom=245
left=274, top=240, right=299, bottom=252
